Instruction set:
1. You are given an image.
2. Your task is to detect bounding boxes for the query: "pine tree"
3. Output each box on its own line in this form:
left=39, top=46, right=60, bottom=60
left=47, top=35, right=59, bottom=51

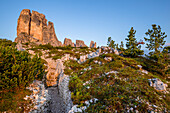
left=124, top=27, right=144, bottom=57
left=144, top=24, right=167, bottom=63
left=119, top=41, right=124, bottom=51
left=107, top=37, right=116, bottom=49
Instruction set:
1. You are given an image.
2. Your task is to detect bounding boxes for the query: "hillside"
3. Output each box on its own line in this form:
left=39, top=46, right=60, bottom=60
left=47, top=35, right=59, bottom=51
left=0, top=39, right=169, bottom=112
left=0, top=8, right=170, bottom=113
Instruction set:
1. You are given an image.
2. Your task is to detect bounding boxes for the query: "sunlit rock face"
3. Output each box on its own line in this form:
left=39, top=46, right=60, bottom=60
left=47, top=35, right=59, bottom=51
left=17, top=9, right=31, bottom=36
left=16, top=9, right=62, bottom=46
left=90, top=41, right=97, bottom=48
left=76, top=40, right=87, bottom=47
left=63, top=38, right=75, bottom=47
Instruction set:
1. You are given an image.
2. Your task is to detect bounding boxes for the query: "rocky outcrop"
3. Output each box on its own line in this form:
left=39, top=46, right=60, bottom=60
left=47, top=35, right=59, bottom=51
left=46, top=59, right=73, bottom=112
left=24, top=80, right=50, bottom=112
left=76, top=40, right=87, bottom=47
left=101, top=46, right=119, bottom=55
left=16, top=9, right=62, bottom=46
left=43, top=21, right=62, bottom=46
left=56, top=59, right=73, bottom=112
left=46, top=59, right=63, bottom=87
left=16, top=42, right=25, bottom=51
left=15, top=32, right=40, bottom=43
left=90, top=41, right=97, bottom=48
left=16, top=9, right=98, bottom=47
left=148, top=78, right=168, bottom=92
left=63, top=38, right=75, bottom=47
left=17, top=9, right=31, bottom=36
left=30, top=10, right=47, bottom=42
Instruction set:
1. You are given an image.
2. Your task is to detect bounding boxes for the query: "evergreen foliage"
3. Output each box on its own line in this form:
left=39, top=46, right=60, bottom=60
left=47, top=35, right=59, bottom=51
left=107, top=37, right=116, bottom=49
left=124, top=27, right=144, bottom=57
left=144, top=24, right=167, bottom=63
left=0, top=39, right=46, bottom=91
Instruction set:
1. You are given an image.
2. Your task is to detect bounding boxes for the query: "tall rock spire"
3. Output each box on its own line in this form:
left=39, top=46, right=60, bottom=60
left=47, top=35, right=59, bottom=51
left=15, top=9, right=62, bottom=46
left=17, top=9, right=31, bottom=36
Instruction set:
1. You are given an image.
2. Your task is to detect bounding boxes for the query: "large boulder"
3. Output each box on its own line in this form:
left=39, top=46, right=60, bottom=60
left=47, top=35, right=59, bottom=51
left=148, top=78, right=168, bottom=91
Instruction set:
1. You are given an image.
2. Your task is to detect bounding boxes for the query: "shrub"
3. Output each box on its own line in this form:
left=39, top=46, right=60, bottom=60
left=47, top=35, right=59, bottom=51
left=0, top=39, right=46, bottom=91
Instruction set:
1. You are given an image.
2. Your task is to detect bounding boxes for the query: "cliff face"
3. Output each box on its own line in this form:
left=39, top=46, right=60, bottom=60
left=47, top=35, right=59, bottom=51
left=17, top=9, right=31, bottom=36
left=63, top=38, right=75, bottom=47
left=16, top=9, right=96, bottom=47
left=76, top=40, right=87, bottom=47
left=16, top=9, right=62, bottom=46
left=90, top=41, right=97, bottom=48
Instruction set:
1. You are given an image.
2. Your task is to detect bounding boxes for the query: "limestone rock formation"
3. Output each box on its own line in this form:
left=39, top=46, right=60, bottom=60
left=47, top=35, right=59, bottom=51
left=16, top=9, right=62, bottom=46
left=17, top=9, right=31, bottom=36
left=16, top=42, right=25, bottom=51
left=15, top=32, right=40, bottom=43
left=76, top=40, right=87, bottom=47
left=30, top=10, right=47, bottom=42
left=63, top=38, right=75, bottom=47
left=90, top=41, right=97, bottom=48
left=46, top=59, right=63, bottom=87
left=24, top=80, right=50, bottom=112
left=148, top=78, right=168, bottom=91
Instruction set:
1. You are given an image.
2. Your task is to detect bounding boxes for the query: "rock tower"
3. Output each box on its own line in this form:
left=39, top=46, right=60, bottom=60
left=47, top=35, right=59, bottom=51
left=15, top=9, right=62, bottom=46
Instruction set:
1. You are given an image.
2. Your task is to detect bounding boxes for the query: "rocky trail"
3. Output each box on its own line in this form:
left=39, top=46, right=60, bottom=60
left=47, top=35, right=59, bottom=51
left=47, top=87, right=66, bottom=113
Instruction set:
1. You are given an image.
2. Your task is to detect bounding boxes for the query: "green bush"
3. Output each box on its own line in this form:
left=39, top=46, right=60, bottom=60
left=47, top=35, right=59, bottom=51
left=0, top=39, right=46, bottom=91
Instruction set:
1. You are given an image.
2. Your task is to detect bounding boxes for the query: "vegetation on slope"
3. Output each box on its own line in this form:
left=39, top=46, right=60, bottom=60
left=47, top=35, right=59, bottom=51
left=65, top=53, right=169, bottom=112
left=0, top=39, right=46, bottom=112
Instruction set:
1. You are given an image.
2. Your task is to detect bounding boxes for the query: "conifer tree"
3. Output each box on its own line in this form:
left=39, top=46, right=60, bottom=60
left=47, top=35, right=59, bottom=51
left=119, top=41, right=124, bottom=51
left=124, top=27, right=144, bottom=57
left=107, top=37, right=116, bottom=49
left=144, top=24, right=167, bottom=63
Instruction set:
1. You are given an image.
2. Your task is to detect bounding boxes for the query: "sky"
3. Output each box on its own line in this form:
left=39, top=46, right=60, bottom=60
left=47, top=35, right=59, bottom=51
left=0, top=0, right=170, bottom=48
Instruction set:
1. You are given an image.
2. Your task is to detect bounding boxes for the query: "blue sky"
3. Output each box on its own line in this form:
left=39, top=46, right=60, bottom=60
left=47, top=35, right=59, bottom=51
left=0, top=0, right=169, bottom=48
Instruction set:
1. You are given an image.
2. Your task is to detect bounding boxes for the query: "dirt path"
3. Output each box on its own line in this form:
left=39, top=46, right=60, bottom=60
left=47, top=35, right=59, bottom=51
left=47, top=87, right=67, bottom=113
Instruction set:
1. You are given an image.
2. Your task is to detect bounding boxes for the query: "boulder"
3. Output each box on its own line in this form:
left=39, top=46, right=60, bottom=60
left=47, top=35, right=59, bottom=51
left=104, top=57, right=112, bottom=61
left=76, top=40, right=87, bottom=47
left=64, top=38, right=75, bottom=47
left=148, top=78, right=168, bottom=91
